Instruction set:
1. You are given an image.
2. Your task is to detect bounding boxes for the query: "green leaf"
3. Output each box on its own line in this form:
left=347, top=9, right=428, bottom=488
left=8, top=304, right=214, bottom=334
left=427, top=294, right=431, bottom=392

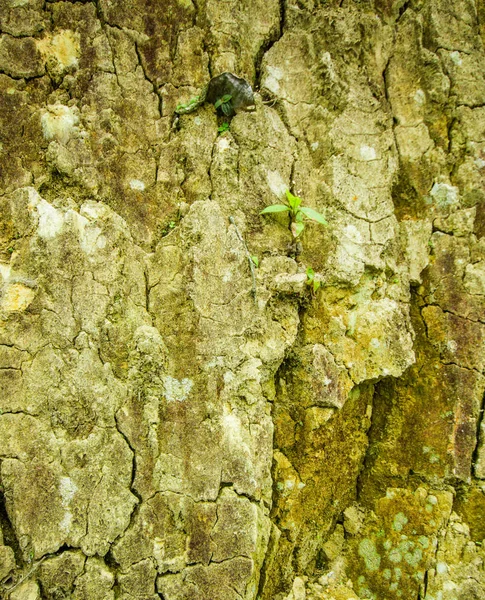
left=214, top=94, right=232, bottom=109
left=295, top=211, right=304, bottom=222
left=176, top=96, right=199, bottom=111
left=260, top=204, right=291, bottom=214
left=307, top=268, right=320, bottom=292
left=221, top=102, right=232, bottom=116
left=285, top=190, right=302, bottom=211
left=299, top=206, right=328, bottom=225
left=251, top=255, right=259, bottom=267
left=291, top=221, right=305, bottom=238
left=218, top=122, right=230, bottom=133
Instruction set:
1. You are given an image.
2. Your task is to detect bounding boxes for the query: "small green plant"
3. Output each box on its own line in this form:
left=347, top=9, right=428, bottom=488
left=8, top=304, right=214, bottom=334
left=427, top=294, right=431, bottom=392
left=214, top=94, right=233, bottom=116
left=306, top=267, right=321, bottom=293
left=161, top=220, right=176, bottom=237
left=218, top=121, right=230, bottom=134
left=250, top=255, right=259, bottom=268
left=260, top=190, right=327, bottom=239
left=7, top=247, right=13, bottom=254
left=176, top=96, right=200, bottom=112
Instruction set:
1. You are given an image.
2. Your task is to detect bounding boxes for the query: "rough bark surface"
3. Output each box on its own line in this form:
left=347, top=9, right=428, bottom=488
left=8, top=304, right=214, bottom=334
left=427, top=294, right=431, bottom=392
left=0, top=0, right=484, bottom=599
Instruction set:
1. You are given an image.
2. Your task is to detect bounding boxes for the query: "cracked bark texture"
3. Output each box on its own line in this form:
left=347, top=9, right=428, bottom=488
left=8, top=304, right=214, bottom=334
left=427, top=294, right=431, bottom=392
left=0, top=0, right=484, bottom=599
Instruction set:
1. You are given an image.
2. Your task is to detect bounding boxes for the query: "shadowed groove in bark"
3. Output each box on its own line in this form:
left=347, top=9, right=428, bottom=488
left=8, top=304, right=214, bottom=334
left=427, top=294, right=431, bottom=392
left=0, top=487, right=22, bottom=569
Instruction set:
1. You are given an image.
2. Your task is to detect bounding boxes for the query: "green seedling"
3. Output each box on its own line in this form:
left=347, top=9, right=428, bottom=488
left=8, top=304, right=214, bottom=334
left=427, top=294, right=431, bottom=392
left=306, top=267, right=321, bottom=293
left=260, top=190, right=328, bottom=239
left=250, top=255, right=259, bottom=268
left=214, top=94, right=233, bottom=116
left=176, top=96, right=200, bottom=112
left=218, top=121, right=230, bottom=134
left=160, top=220, right=177, bottom=237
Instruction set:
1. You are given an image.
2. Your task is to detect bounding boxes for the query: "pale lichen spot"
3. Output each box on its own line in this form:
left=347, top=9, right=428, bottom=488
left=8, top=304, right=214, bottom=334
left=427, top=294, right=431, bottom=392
left=393, top=512, right=408, bottom=532
left=446, top=340, right=457, bottom=353
left=59, top=476, right=77, bottom=534
left=360, top=145, right=377, bottom=161
left=0, top=282, right=36, bottom=313
left=81, top=225, right=106, bottom=254
left=37, top=30, right=81, bottom=70
left=404, top=547, right=423, bottom=566
left=59, top=511, right=73, bottom=535
left=343, top=224, right=364, bottom=244
left=264, top=65, right=283, bottom=95
left=358, top=538, right=381, bottom=572
left=413, top=89, right=426, bottom=105
left=36, top=198, right=64, bottom=239
left=266, top=170, right=287, bottom=198
left=163, top=376, right=193, bottom=402
left=311, top=142, right=319, bottom=151
left=80, top=202, right=110, bottom=221
left=436, top=561, right=448, bottom=574
left=222, top=408, right=245, bottom=446
left=217, top=137, right=231, bottom=152
left=223, top=370, right=235, bottom=385
left=60, top=476, right=77, bottom=505
left=41, top=104, right=79, bottom=144
left=430, top=183, right=459, bottom=208
left=388, top=548, right=402, bottom=563
left=383, top=539, right=393, bottom=551
left=0, top=263, right=11, bottom=281
left=450, top=50, right=462, bottom=65
left=129, top=179, right=146, bottom=191
left=222, top=268, right=233, bottom=283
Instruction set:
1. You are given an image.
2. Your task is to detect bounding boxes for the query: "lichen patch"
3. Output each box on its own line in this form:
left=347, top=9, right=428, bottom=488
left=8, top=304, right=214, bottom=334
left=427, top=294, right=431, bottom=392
left=0, top=282, right=36, bottom=312
left=41, top=104, right=80, bottom=144
left=36, top=30, right=81, bottom=70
